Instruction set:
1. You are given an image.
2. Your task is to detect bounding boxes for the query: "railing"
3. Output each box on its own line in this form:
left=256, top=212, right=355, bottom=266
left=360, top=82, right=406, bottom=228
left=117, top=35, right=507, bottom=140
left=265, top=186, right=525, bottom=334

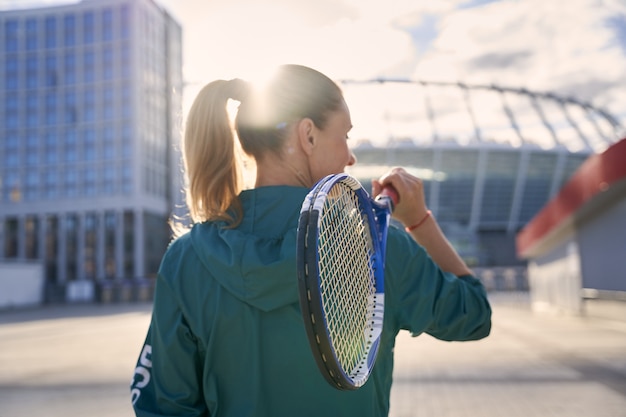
left=471, top=266, right=528, bottom=292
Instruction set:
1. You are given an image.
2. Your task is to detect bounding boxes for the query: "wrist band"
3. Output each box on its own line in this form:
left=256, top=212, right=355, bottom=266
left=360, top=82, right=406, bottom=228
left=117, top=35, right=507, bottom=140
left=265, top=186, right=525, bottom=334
left=405, top=210, right=432, bottom=233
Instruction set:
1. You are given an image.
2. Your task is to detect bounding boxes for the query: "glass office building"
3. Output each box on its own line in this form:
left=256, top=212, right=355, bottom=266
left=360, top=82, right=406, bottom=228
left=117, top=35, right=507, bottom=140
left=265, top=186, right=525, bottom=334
left=343, top=81, right=623, bottom=267
left=0, top=0, right=183, bottom=302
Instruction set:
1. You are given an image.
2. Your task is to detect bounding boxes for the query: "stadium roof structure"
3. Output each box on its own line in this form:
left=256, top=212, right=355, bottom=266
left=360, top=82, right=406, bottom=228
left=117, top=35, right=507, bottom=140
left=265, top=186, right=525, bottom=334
left=341, top=79, right=624, bottom=154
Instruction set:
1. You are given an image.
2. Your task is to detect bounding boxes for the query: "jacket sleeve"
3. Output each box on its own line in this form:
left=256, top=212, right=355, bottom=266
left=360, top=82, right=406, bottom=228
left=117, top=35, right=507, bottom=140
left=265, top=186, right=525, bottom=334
left=385, top=227, right=492, bottom=341
left=130, top=242, right=208, bottom=416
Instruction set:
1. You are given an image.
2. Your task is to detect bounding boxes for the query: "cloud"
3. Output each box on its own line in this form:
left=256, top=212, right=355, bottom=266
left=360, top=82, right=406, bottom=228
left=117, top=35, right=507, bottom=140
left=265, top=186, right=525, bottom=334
left=145, top=0, right=626, bottom=138
left=411, top=0, right=626, bottom=122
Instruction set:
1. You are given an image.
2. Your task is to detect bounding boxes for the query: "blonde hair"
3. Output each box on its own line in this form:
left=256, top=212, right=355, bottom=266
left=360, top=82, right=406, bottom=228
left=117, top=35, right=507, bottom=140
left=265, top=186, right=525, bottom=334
left=177, top=65, right=343, bottom=233
left=182, top=79, right=245, bottom=229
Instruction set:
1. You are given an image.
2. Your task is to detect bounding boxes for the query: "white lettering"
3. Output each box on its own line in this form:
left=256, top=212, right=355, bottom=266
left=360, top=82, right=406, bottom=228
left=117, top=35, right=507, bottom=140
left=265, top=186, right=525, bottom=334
left=139, top=344, right=152, bottom=368
left=133, top=365, right=151, bottom=389
left=131, top=344, right=153, bottom=405
left=131, top=388, right=141, bottom=405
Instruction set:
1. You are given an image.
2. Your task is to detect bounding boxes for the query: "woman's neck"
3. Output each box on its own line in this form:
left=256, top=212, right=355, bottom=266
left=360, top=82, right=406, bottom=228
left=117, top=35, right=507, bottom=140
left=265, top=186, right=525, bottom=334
left=255, top=152, right=312, bottom=188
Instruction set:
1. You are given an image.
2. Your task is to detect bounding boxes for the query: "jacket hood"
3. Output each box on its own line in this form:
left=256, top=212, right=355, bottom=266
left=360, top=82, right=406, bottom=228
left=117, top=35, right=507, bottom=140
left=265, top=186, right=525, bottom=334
left=189, top=186, right=310, bottom=312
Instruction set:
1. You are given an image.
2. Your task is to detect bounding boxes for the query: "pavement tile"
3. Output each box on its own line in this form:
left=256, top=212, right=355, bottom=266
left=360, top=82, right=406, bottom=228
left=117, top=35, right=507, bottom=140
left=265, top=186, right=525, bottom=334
left=0, top=294, right=625, bottom=417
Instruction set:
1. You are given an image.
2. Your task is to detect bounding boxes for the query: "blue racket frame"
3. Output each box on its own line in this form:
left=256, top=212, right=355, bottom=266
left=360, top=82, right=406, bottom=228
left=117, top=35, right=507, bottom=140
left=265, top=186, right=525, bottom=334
left=296, top=173, right=392, bottom=390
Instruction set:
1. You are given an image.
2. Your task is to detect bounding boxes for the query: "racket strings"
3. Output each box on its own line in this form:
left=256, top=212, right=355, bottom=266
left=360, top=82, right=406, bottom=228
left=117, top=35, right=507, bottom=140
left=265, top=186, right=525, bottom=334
left=318, top=183, right=377, bottom=376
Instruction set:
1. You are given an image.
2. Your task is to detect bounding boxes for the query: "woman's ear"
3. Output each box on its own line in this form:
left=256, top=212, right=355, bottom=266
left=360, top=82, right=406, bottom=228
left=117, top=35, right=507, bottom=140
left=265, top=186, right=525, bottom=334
left=297, top=118, right=316, bottom=156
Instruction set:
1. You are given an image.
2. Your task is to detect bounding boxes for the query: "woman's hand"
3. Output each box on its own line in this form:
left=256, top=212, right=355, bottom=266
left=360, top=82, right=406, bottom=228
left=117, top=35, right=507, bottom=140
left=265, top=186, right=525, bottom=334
left=372, top=167, right=429, bottom=229
left=373, top=167, right=472, bottom=277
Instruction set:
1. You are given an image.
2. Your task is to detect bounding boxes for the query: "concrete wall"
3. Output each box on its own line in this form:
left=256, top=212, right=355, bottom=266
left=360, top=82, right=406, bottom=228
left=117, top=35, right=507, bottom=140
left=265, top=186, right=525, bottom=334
left=527, top=240, right=583, bottom=315
left=0, top=262, right=44, bottom=309
left=577, top=198, right=626, bottom=292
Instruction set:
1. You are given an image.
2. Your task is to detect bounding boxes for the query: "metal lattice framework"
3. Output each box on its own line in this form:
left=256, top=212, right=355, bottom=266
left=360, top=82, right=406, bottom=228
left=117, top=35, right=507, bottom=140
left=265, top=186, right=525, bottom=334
left=340, top=78, right=624, bottom=154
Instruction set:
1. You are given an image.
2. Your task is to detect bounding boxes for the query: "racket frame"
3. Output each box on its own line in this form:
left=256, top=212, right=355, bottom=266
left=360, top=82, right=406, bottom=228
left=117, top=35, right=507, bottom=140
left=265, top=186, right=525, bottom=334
left=296, top=173, right=392, bottom=390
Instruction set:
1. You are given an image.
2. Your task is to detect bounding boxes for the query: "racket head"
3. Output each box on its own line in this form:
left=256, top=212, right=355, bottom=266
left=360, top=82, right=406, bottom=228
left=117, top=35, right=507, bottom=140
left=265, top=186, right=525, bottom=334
left=296, top=174, right=390, bottom=390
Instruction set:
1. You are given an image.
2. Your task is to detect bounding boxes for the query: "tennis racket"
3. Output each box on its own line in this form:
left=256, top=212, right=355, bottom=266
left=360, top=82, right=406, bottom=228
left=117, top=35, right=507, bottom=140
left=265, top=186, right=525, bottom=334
left=296, top=173, right=397, bottom=390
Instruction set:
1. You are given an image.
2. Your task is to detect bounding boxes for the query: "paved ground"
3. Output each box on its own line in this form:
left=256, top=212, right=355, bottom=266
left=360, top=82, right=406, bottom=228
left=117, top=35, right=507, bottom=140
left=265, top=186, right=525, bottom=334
left=0, top=293, right=625, bottom=417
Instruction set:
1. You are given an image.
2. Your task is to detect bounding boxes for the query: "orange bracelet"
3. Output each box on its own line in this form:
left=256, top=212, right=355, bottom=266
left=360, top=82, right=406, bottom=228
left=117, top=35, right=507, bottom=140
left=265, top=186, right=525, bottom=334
left=405, top=210, right=432, bottom=232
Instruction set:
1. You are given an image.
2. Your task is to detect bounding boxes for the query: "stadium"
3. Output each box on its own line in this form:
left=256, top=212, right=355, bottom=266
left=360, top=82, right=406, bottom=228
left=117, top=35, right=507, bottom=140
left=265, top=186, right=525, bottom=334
left=340, top=79, right=624, bottom=277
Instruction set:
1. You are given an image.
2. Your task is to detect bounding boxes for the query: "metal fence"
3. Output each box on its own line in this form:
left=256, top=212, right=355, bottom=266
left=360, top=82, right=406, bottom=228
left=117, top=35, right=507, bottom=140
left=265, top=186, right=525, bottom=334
left=472, top=266, right=528, bottom=292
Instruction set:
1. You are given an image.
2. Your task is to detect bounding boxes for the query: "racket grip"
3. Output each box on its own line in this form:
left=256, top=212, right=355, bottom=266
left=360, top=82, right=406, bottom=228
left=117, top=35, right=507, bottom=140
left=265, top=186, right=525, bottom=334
left=377, top=185, right=399, bottom=210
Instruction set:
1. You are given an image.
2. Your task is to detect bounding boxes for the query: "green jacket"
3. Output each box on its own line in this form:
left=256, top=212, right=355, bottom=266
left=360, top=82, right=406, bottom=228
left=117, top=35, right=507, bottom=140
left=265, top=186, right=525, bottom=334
left=131, top=186, right=491, bottom=416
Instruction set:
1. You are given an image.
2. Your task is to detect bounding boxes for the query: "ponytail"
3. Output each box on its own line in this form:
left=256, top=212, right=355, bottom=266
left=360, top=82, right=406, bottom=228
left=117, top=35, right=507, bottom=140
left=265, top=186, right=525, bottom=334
left=180, top=79, right=249, bottom=231
left=174, top=65, right=344, bottom=236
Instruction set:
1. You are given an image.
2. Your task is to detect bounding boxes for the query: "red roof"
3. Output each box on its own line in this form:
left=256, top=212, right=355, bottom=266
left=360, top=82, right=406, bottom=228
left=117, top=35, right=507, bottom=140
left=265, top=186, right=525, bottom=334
left=516, top=137, right=626, bottom=258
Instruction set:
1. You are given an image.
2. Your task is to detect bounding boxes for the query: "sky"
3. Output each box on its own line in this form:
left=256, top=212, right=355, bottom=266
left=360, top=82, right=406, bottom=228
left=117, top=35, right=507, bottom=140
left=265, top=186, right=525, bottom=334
left=2, top=0, right=626, bottom=147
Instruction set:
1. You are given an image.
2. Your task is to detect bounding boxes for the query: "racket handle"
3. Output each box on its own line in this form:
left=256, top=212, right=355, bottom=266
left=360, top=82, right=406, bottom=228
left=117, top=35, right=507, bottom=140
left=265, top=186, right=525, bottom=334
left=376, top=185, right=399, bottom=211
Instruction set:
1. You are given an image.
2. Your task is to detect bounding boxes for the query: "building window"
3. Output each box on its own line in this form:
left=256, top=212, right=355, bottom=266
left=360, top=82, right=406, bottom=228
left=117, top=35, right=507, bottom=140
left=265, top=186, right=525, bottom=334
left=26, top=18, right=38, bottom=50
left=4, top=55, right=20, bottom=91
left=45, top=216, right=59, bottom=282
left=103, top=8, right=114, bottom=41
left=83, top=11, right=95, bottom=44
left=3, top=149, right=18, bottom=168
left=84, top=212, right=97, bottom=279
left=25, top=171, right=40, bottom=201
left=64, top=89, right=77, bottom=123
left=4, top=20, right=19, bottom=52
left=45, top=55, right=58, bottom=87
left=65, top=214, right=78, bottom=280
left=104, top=211, right=116, bottom=278
left=103, top=127, right=115, bottom=160
left=5, top=172, right=20, bottom=202
left=122, top=165, right=133, bottom=194
left=103, top=87, right=114, bottom=119
left=44, top=169, right=57, bottom=198
left=123, top=211, right=134, bottom=278
left=26, top=131, right=39, bottom=166
left=46, top=91, right=57, bottom=125
left=26, top=55, right=39, bottom=90
left=84, top=167, right=97, bottom=196
left=103, top=45, right=114, bottom=80
left=83, top=87, right=95, bottom=121
left=83, top=50, right=95, bottom=83
left=64, top=52, right=76, bottom=85
left=84, top=128, right=96, bottom=161
left=4, top=103, right=20, bottom=129
left=4, top=90, right=19, bottom=126
left=45, top=130, right=58, bottom=164
left=25, top=217, right=39, bottom=259
left=45, top=16, right=57, bottom=49
left=122, top=123, right=133, bottom=157
left=26, top=92, right=39, bottom=127
left=103, top=165, right=115, bottom=194
left=5, top=93, right=18, bottom=112
left=64, top=14, right=76, bottom=47
left=3, top=218, right=19, bottom=258
left=64, top=168, right=78, bottom=197
left=64, top=130, right=77, bottom=163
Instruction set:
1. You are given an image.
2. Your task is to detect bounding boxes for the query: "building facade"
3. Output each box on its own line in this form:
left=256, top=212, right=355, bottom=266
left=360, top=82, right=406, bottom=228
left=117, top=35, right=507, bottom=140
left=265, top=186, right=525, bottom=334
left=0, top=0, right=183, bottom=302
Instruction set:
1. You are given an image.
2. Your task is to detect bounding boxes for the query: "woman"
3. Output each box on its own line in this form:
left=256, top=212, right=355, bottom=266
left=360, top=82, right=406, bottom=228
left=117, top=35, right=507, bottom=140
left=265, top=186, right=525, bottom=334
left=131, top=64, right=491, bottom=416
